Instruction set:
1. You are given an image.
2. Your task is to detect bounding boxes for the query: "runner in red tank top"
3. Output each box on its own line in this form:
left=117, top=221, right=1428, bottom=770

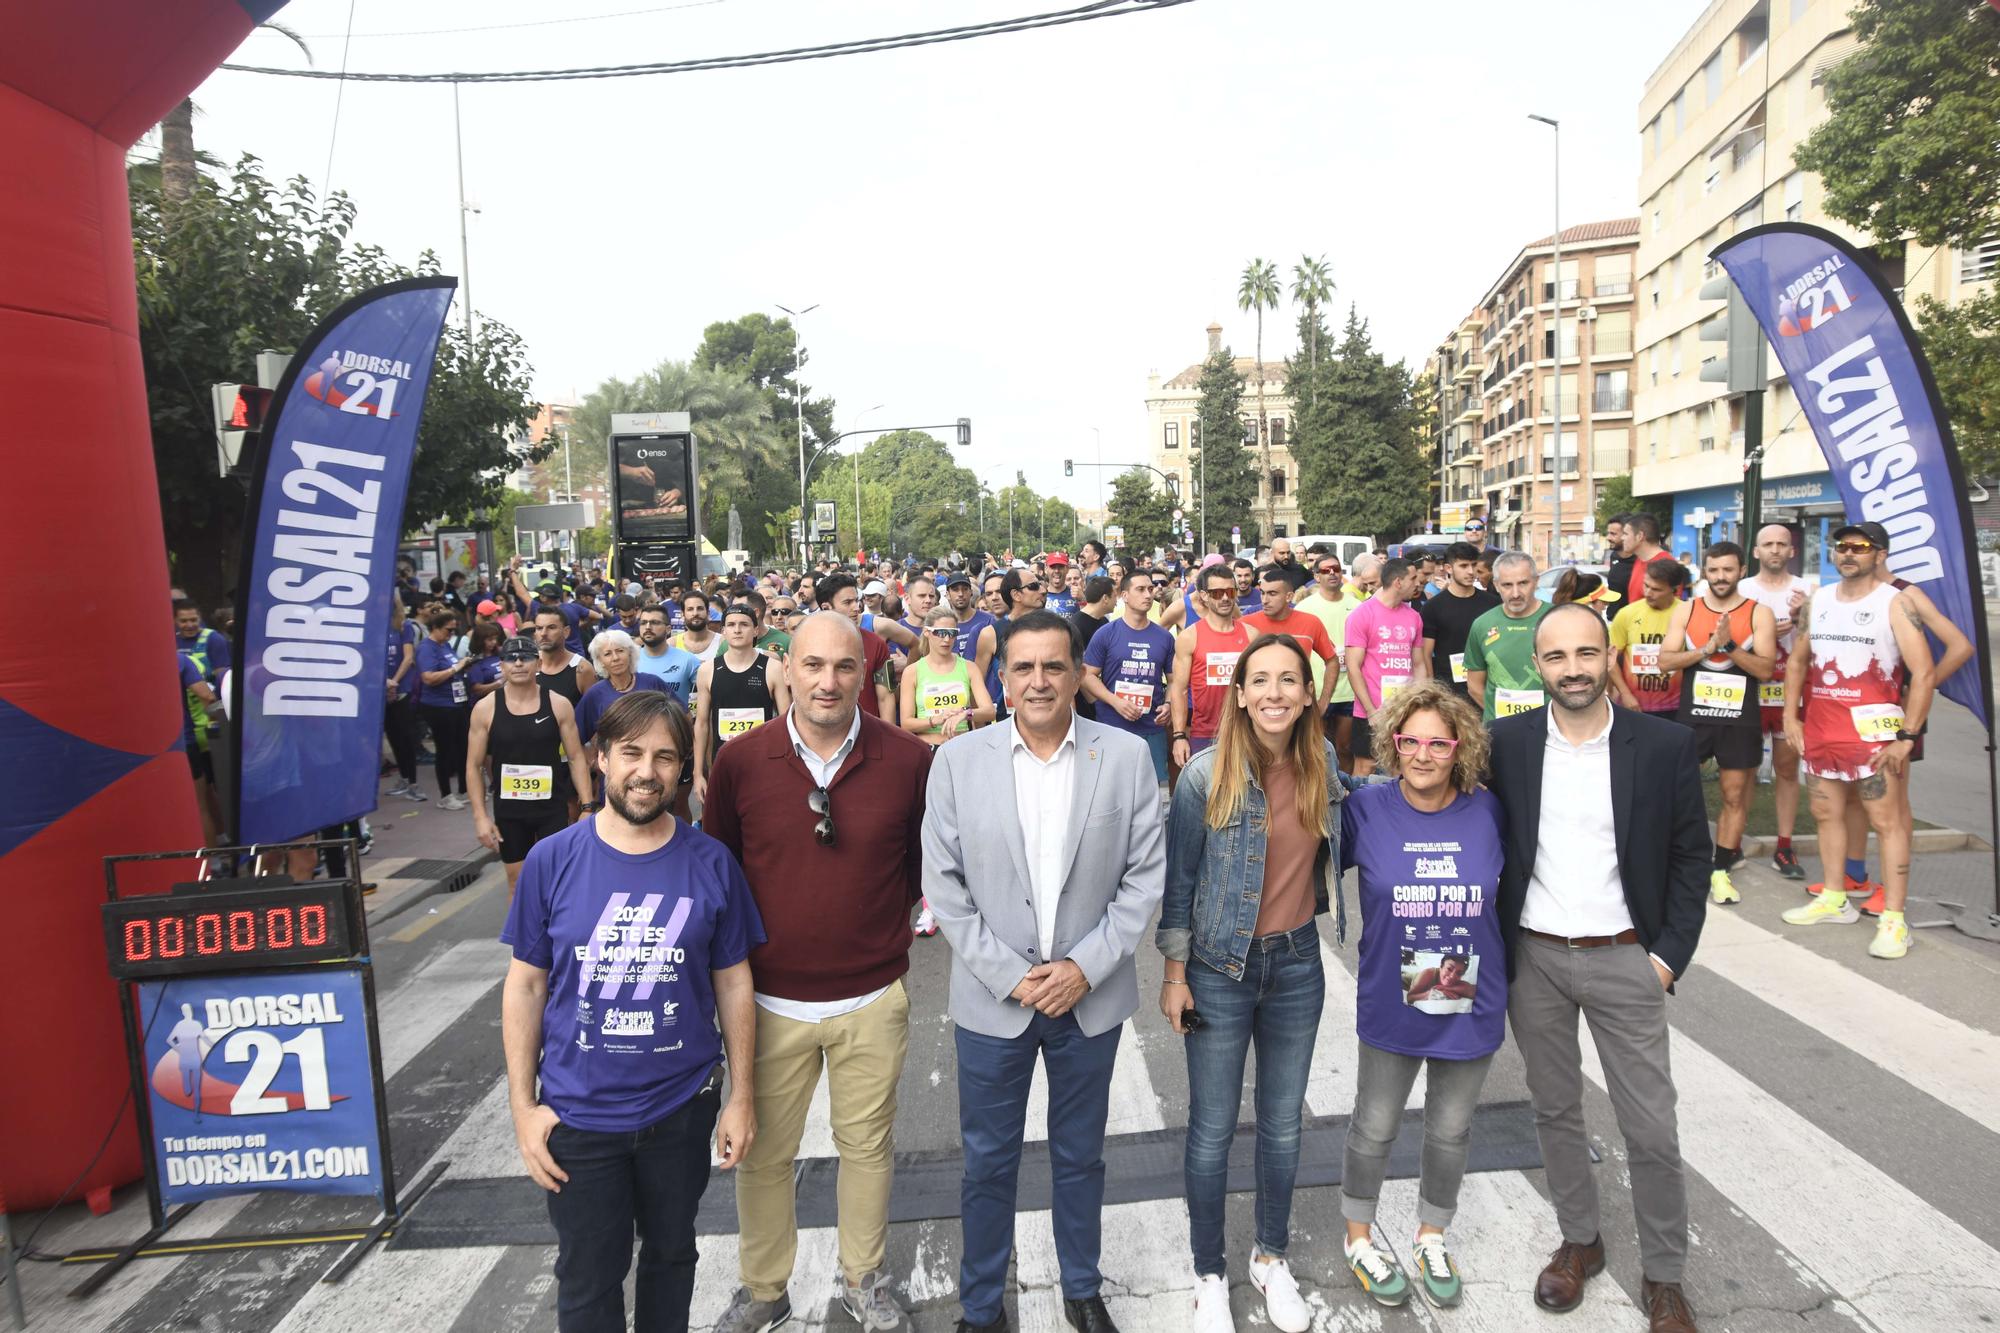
left=1169, top=563, right=1251, bottom=779
left=1779, top=522, right=1936, bottom=961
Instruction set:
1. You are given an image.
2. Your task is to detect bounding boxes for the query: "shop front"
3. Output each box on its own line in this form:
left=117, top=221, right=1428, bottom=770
left=1668, top=472, right=1846, bottom=581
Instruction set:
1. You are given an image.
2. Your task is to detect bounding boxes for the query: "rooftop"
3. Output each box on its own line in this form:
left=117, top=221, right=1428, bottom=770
left=1161, top=357, right=1289, bottom=391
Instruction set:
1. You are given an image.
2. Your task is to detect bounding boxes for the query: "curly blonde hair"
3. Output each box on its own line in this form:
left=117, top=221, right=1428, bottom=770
left=1368, top=680, right=1489, bottom=792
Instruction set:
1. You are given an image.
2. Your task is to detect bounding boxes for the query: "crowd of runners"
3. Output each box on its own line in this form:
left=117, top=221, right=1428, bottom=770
left=166, top=518, right=1951, bottom=1333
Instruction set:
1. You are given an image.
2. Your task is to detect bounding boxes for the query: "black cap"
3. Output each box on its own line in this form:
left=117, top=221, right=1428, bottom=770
left=537, top=582, right=561, bottom=597
left=1832, top=520, right=1892, bottom=550
left=944, top=571, right=973, bottom=587
left=500, top=635, right=537, bottom=658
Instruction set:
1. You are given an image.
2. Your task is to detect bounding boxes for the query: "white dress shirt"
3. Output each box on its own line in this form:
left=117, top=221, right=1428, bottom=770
left=755, top=708, right=886, bottom=1023
left=1010, top=716, right=1078, bottom=962
left=1520, top=698, right=1635, bottom=938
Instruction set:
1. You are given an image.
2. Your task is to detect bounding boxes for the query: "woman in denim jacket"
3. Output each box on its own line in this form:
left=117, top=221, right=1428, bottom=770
left=1157, top=633, right=1350, bottom=1333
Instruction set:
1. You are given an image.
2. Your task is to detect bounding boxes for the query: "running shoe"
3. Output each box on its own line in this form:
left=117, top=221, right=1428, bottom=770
left=384, top=780, right=409, bottom=798
left=717, top=1288, right=792, bottom=1333
left=399, top=785, right=429, bottom=802
left=1708, top=869, right=1740, bottom=905
left=1247, top=1250, right=1308, bottom=1332
left=1805, top=873, right=1862, bottom=898
left=1343, top=1234, right=1410, bottom=1307
left=1410, top=1231, right=1464, bottom=1309
left=1855, top=882, right=1887, bottom=916
left=914, top=907, right=938, bottom=938
left=439, top=793, right=468, bottom=811
left=1868, top=916, right=1910, bottom=959
left=1782, top=894, right=1858, bottom=927
left=1772, top=846, right=1804, bottom=880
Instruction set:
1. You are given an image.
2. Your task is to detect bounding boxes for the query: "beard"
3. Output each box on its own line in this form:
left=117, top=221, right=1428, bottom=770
left=607, top=775, right=671, bottom=825
left=1549, top=669, right=1609, bottom=712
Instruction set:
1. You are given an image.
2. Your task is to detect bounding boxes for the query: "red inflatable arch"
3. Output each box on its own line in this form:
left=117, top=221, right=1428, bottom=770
left=1, top=2, right=272, bottom=1208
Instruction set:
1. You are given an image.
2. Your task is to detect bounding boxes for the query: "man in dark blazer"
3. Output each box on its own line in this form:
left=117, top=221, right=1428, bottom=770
left=1486, top=602, right=1709, bottom=1333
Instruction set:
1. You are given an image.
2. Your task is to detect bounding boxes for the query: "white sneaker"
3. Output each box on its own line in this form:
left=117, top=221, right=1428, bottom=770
left=440, top=793, right=468, bottom=811
left=1247, top=1250, right=1309, bottom=1332
left=1190, top=1273, right=1235, bottom=1333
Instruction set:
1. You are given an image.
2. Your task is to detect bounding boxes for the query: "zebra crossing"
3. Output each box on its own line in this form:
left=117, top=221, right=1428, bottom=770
left=14, top=858, right=2000, bottom=1331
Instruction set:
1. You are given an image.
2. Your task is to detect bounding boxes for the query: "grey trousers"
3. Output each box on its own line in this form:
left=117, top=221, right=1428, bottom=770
left=1507, top=937, right=1688, bottom=1284
left=1340, top=1040, right=1496, bottom=1230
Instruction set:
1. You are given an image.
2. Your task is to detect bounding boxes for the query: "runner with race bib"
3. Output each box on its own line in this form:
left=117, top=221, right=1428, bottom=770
left=1169, top=562, right=1251, bottom=776
left=1463, top=552, right=1548, bottom=724
left=900, top=606, right=995, bottom=747
left=468, top=635, right=594, bottom=894
left=692, top=604, right=789, bottom=806
left=1341, top=556, right=1428, bottom=776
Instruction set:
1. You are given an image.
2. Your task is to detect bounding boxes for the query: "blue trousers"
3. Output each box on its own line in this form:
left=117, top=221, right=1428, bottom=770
left=1183, top=921, right=1324, bottom=1276
left=955, top=1012, right=1122, bottom=1324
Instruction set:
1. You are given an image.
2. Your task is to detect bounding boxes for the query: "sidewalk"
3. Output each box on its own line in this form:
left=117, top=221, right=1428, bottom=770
left=359, top=772, right=496, bottom=929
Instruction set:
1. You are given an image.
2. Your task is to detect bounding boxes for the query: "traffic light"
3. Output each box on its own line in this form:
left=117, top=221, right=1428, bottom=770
left=1697, top=273, right=1764, bottom=394
left=1063, top=459, right=1073, bottom=477
left=211, top=382, right=275, bottom=478
left=956, top=417, right=972, bottom=449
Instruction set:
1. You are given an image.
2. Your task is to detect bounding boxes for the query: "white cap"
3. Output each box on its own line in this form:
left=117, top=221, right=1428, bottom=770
left=861, top=580, right=888, bottom=597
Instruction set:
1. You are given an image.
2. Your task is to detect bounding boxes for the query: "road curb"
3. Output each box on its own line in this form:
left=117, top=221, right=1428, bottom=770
left=367, top=849, right=498, bottom=930
left=1736, top=827, right=1991, bottom=857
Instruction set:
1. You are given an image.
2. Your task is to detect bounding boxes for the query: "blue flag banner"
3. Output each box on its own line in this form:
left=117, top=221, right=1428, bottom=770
left=1712, top=223, right=1990, bottom=729
left=232, top=278, right=457, bottom=844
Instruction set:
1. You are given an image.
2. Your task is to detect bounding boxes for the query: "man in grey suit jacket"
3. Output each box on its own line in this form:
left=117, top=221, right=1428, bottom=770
left=922, top=609, right=1166, bottom=1333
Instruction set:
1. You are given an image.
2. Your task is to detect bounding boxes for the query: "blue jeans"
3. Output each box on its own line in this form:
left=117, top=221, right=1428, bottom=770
left=543, top=1084, right=720, bottom=1333
left=1183, top=921, right=1324, bottom=1277
left=1142, top=730, right=1170, bottom=783
left=956, top=1012, right=1123, bottom=1324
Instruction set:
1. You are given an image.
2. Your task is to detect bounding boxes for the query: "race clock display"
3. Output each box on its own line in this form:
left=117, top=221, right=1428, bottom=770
left=103, top=880, right=361, bottom=980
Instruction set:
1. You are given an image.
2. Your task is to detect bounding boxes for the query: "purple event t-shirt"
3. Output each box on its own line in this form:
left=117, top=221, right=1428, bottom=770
left=1082, top=618, right=1175, bottom=736
left=501, top=818, right=765, bottom=1132
left=1342, top=597, right=1424, bottom=719
left=1340, top=782, right=1506, bottom=1062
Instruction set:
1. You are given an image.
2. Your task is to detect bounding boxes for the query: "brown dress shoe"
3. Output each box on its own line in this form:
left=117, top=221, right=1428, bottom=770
left=1534, top=1236, right=1605, bottom=1312
left=1643, top=1278, right=1698, bottom=1331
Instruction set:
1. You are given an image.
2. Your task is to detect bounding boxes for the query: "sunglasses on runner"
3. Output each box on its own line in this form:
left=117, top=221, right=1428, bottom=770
left=1393, top=734, right=1460, bottom=758
left=927, top=627, right=956, bottom=639
left=1317, top=564, right=1340, bottom=575
left=1832, top=540, right=1880, bottom=555
left=500, top=651, right=536, bottom=664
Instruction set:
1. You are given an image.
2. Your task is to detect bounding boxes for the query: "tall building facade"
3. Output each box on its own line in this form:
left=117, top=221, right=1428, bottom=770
left=1470, top=220, right=1639, bottom=564
left=1146, top=322, right=1300, bottom=546
left=1428, top=310, right=1487, bottom=538
left=1632, top=0, right=1995, bottom=571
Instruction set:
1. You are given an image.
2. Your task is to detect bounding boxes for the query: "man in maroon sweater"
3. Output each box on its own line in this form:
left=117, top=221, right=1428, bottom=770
left=704, top=611, right=932, bottom=1333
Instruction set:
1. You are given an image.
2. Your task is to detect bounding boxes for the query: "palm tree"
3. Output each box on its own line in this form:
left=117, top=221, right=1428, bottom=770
left=1291, top=254, right=1335, bottom=404
left=1238, top=257, right=1280, bottom=537
left=156, top=23, right=313, bottom=206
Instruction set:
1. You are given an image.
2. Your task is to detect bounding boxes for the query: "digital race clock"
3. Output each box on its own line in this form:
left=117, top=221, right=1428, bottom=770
left=103, top=879, right=362, bottom=980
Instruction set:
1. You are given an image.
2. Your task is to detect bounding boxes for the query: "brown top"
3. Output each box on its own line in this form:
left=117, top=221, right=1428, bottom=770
left=1254, top=759, right=1318, bottom=937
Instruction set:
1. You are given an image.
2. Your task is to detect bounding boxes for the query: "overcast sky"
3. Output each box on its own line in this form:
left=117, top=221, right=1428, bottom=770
left=182, top=0, right=1703, bottom=514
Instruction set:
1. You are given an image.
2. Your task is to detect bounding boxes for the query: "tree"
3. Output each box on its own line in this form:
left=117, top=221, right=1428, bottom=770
left=1593, top=473, right=1672, bottom=536
left=1291, top=307, right=1428, bottom=542
left=694, top=311, right=837, bottom=453
left=134, top=157, right=545, bottom=608
left=570, top=360, right=789, bottom=550
left=1793, top=1, right=2000, bottom=252
left=1913, top=287, right=2000, bottom=479
left=1237, top=257, right=1281, bottom=537
left=1290, top=254, right=1335, bottom=403
left=1106, top=467, right=1174, bottom=557
left=1191, top=347, right=1258, bottom=550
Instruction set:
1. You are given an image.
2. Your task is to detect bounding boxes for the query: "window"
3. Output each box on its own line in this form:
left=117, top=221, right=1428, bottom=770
left=1649, top=116, right=1662, bottom=157
left=1190, top=420, right=1199, bottom=446
left=1672, top=89, right=1685, bottom=134
left=1652, top=208, right=1664, bottom=235
left=1594, top=309, right=1632, bottom=356
left=1704, top=166, right=1721, bottom=196
left=1784, top=172, right=1804, bottom=222
left=1164, top=421, right=1180, bottom=449
left=1651, top=275, right=1661, bottom=309
left=1594, top=427, right=1631, bottom=473
left=1737, top=5, right=1768, bottom=70
left=1273, top=524, right=1288, bottom=538
left=1271, top=417, right=1287, bottom=449
left=1650, top=344, right=1662, bottom=386
left=1734, top=198, right=1762, bottom=234
left=1270, top=469, right=1287, bottom=497
left=1593, top=369, right=1631, bottom=412
left=1705, top=52, right=1724, bottom=104
left=1595, top=256, right=1631, bottom=296
left=1240, top=418, right=1257, bottom=444
left=1961, top=237, right=2000, bottom=283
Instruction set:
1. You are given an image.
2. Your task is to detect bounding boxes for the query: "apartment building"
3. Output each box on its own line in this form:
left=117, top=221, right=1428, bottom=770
left=1470, top=220, right=1640, bottom=564
left=1428, top=310, right=1486, bottom=537
left=1632, top=0, right=1995, bottom=570
left=1145, top=322, right=1301, bottom=542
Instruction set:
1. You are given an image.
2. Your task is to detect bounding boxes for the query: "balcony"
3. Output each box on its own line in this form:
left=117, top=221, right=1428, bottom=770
left=1593, top=279, right=1633, bottom=298
left=1455, top=358, right=1481, bottom=382
left=1592, top=388, right=1632, bottom=412
left=1589, top=333, right=1633, bottom=358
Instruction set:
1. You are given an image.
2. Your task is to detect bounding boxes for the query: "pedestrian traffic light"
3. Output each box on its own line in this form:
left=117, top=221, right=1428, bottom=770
left=1697, top=273, right=1764, bottom=395
left=211, top=382, right=274, bottom=478
left=1064, top=459, right=1073, bottom=477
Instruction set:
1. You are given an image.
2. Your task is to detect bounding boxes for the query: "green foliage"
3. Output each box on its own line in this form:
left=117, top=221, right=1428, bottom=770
left=1290, top=307, right=1427, bottom=543
left=1239, top=257, right=1282, bottom=535
left=1914, top=289, right=2000, bottom=479
left=1191, top=347, right=1259, bottom=548
left=1106, top=467, right=1175, bottom=556
left=694, top=311, right=837, bottom=452
left=1290, top=254, right=1335, bottom=389
left=806, top=430, right=1002, bottom=559
left=1594, top=473, right=1672, bottom=534
left=134, top=156, right=543, bottom=607
left=1793, top=1, right=2000, bottom=250
left=569, top=359, right=792, bottom=552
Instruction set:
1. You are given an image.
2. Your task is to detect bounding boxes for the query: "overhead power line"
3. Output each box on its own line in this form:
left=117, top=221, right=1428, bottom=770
left=295, top=0, right=736, bottom=41
left=221, top=0, right=1193, bottom=84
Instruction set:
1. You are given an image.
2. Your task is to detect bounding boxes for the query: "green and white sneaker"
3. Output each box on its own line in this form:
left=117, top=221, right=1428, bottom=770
left=1344, top=1234, right=1410, bottom=1307
left=1868, top=915, right=1911, bottom=959
left=1708, top=868, right=1740, bottom=905
left=1783, top=893, right=1858, bottom=927
left=1411, top=1231, right=1463, bottom=1308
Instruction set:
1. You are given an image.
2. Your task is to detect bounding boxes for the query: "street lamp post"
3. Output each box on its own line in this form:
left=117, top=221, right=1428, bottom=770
left=1529, top=113, right=1561, bottom=568
left=777, top=301, right=819, bottom=564
left=847, top=404, right=884, bottom=555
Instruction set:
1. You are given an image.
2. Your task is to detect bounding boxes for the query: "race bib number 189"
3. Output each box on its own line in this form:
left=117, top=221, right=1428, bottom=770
left=1495, top=687, right=1544, bottom=717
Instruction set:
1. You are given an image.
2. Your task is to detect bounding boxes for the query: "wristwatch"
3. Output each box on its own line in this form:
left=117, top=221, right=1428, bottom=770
left=1895, top=729, right=1921, bottom=743
left=1718, top=638, right=1737, bottom=654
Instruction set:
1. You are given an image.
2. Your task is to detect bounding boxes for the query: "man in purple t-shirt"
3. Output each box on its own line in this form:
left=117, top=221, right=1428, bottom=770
left=1341, top=557, right=1429, bottom=775
left=501, top=690, right=764, bottom=1333
left=1080, top=570, right=1176, bottom=782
